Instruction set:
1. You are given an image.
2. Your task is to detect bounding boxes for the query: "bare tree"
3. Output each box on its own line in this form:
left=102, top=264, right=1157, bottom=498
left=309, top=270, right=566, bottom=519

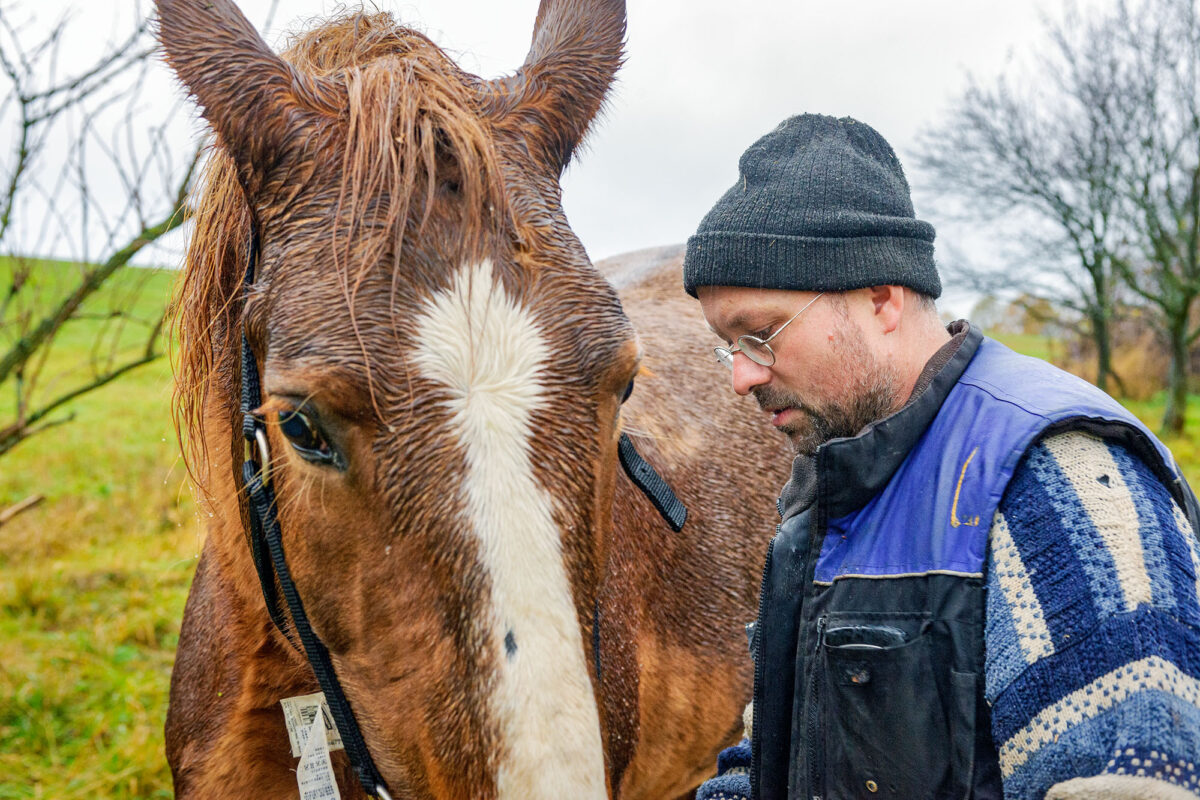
left=915, top=3, right=1138, bottom=396
left=1110, top=0, right=1200, bottom=434
left=0, top=1, right=200, bottom=463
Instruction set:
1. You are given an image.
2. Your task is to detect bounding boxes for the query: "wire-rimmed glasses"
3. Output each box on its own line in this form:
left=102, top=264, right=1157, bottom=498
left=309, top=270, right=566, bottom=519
left=714, top=292, right=824, bottom=369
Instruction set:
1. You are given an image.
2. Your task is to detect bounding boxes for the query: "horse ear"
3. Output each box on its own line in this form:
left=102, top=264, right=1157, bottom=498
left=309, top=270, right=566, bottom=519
left=482, top=0, right=626, bottom=176
left=155, top=0, right=344, bottom=199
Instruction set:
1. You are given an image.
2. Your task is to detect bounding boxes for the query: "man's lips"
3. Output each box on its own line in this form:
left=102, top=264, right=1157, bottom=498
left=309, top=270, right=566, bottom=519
left=764, top=406, right=801, bottom=426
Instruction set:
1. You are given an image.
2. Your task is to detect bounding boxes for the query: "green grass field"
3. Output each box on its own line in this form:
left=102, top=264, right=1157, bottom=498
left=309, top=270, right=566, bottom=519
left=2, top=262, right=1200, bottom=798
left=1, top=260, right=194, bottom=799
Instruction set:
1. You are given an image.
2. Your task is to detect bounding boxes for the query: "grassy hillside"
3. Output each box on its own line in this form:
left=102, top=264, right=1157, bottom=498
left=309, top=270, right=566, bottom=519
left=2, top=267, right=1200, bottom=798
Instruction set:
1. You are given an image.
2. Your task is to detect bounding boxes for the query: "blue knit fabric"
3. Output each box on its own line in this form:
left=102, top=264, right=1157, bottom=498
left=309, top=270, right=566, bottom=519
left=694, top=431, right=1200, bottom=800
left=696, top=740, right=750, bottom=800
left=986, top=433, right=1200, bottom=798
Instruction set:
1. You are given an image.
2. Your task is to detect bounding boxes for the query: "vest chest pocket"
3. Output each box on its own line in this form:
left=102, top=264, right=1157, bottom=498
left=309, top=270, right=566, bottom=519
left=818, top=615, right=975, bottom=800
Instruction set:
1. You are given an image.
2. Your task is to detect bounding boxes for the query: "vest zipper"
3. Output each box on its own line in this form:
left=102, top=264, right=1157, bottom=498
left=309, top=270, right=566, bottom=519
left=806, top=615, right=828, bottom=800
left=749, top=524, right=780, bottom=800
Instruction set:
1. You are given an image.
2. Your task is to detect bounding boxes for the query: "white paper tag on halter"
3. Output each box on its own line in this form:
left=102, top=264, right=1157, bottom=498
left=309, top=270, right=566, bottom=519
left=296, top=711, right=342, bottom=800
left=281, top=692, right=344, bottom=758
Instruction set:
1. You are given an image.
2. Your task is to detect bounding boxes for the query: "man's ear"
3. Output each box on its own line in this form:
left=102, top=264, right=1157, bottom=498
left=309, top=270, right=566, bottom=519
left=868, top=285, right=904, bottom=335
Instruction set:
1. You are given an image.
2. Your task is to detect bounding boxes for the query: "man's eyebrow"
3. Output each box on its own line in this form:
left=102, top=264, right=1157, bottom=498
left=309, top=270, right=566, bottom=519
left=723, top=312, right=765, bottom=335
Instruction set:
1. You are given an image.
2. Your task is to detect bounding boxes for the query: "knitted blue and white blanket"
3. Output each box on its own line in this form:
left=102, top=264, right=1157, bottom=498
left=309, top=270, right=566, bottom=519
left=698, top=431, right=1200, bottom=800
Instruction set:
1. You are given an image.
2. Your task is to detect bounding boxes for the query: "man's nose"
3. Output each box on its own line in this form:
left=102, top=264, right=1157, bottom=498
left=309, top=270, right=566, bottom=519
left=731, top=354, right=771, bottom=396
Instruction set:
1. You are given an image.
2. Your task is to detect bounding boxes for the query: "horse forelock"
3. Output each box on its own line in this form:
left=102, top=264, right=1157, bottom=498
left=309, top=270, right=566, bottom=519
left=173, top=10, right=508, bottom=492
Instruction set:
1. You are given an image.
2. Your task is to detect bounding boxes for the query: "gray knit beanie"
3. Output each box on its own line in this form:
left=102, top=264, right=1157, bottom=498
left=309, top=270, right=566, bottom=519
left=683, top=114, right=940, bottom=298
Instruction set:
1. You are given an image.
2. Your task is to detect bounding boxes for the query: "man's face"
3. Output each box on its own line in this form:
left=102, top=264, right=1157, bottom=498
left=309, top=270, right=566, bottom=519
left=697, top=285, right=902, bottom=454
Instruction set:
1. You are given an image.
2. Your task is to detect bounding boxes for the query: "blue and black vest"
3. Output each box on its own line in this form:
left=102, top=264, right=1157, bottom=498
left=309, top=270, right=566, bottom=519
left=749, top=324, right=1200, bottom=800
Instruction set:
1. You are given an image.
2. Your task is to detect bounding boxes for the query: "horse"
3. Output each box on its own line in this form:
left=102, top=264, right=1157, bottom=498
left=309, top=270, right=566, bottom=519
left=158, top=1, right=790, bottom=797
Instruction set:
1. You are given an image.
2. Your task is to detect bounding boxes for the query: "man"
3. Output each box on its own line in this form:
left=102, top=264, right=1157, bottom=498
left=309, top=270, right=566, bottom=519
left=687, top=113, right=1200, bottom=800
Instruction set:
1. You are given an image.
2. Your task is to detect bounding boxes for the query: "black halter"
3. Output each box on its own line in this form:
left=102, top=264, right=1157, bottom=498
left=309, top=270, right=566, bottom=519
left=237, top=227, right=686, bottom=798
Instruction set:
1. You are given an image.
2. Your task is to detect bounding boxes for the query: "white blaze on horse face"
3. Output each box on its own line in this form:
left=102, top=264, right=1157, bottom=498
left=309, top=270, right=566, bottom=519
left=411, top=260, right=606, bottom=799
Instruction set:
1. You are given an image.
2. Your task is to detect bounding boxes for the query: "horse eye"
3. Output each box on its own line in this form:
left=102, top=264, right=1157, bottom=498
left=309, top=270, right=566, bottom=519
left=277, top=410, right=334, bottom=464
left=620, top=379, right=635, bottom=405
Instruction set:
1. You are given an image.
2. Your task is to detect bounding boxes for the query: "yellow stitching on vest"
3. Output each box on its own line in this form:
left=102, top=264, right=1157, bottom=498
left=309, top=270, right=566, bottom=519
left=951, top=446, right=982, bottom=528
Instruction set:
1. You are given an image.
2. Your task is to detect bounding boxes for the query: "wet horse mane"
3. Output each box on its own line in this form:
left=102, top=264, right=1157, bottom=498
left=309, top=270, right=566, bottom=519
left=172, top=11, right=507, bottom=488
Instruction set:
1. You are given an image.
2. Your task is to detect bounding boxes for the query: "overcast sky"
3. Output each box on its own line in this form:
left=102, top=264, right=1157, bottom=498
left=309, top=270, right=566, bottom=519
left=7, top=0, right=1086, bottom=316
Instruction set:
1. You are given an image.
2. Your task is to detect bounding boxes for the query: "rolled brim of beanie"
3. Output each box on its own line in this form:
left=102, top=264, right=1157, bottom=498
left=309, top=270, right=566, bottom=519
left=683, top=231, right=941, bottom=299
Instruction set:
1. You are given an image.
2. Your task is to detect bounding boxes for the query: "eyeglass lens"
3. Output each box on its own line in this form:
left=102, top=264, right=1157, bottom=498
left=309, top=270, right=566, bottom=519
left=714, top=338, right=776, bottom=369
left=738, top=337, right=775, bottom=366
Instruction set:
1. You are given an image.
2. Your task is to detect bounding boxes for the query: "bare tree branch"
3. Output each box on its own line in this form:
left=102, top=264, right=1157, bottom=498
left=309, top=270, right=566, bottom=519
left=0, top=348, right=158, bottom=457
left=0, top=493, right=44, bottom=527
left=0, top=198, right=192, bottom=385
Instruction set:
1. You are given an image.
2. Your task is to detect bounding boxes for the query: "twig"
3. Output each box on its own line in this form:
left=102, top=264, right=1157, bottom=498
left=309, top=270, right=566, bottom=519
left=0, top=492, right=43, bottom=527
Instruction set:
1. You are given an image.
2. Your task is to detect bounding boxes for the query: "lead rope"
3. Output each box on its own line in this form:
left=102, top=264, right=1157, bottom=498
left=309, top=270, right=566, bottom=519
left=238, top=224, right=394, bottom=800
left=237, top=227, right=687, bottom=800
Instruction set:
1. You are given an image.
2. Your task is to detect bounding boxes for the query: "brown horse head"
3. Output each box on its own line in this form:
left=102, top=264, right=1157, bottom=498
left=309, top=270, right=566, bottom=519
left=162, top=1, right=638, bottom=796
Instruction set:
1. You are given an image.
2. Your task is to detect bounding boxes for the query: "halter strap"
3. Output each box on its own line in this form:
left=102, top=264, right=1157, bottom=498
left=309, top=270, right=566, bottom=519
left=618, top=431, right=687, bottom=532
left=235, top=225, right=686, bottom=798
left=238, top=225, right=393, bottom=800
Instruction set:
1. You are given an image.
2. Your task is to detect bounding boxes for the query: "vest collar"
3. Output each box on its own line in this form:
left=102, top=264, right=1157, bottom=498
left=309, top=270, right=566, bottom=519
left=780, top=321, right=983, bottom=520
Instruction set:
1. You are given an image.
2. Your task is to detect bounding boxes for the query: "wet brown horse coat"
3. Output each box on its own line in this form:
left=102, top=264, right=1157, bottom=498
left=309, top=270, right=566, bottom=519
left=160, top=2, right=789, bottom=797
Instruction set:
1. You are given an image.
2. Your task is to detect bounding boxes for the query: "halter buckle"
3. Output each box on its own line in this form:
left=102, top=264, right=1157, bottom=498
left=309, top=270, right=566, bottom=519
left=243, top=426, right=272, bottom=489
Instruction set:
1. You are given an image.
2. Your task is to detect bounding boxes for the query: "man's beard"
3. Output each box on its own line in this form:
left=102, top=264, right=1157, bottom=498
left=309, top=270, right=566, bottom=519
left=753, top=336, right=901, bottom=455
